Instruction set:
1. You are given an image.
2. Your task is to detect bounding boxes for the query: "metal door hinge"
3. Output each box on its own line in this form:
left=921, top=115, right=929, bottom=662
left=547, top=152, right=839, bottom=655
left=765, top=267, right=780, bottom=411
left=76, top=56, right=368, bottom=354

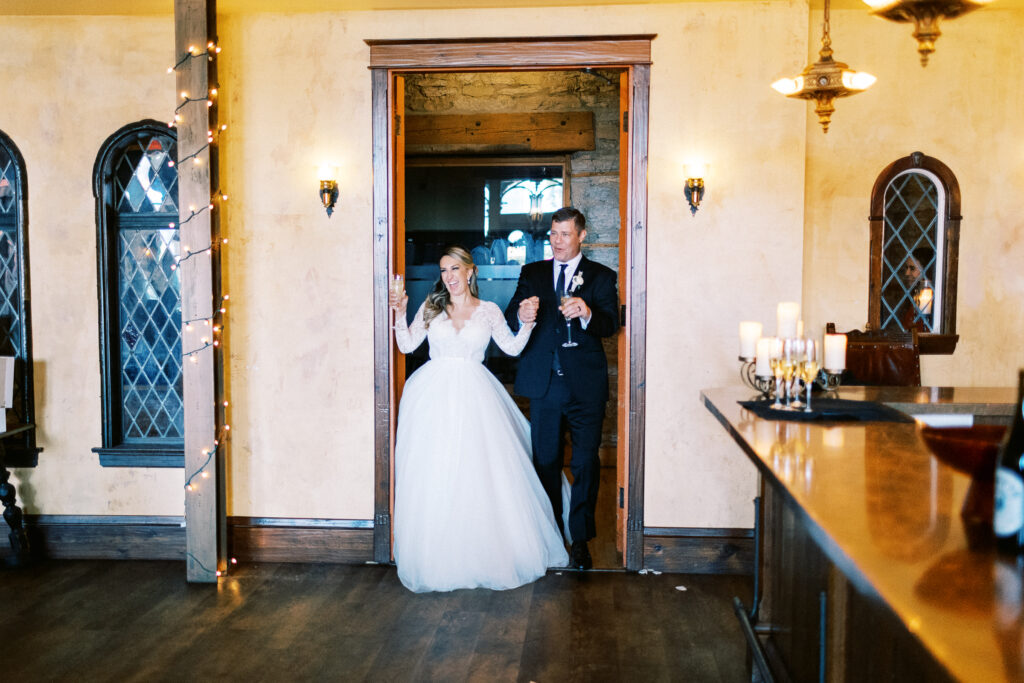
left=622, top=112, right=628, bottom=132
left=619, top=487, right=624, bottom=508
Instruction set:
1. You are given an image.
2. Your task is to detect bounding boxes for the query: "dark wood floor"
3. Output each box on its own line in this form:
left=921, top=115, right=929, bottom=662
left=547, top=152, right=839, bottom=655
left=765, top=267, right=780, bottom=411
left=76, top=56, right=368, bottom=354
left=2, top=560, right=752, bottom=682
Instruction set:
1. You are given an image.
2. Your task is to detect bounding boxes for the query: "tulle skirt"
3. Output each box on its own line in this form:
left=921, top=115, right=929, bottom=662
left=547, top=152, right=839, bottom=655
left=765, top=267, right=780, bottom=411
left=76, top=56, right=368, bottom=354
left=394, top=357, right=569, bottom=593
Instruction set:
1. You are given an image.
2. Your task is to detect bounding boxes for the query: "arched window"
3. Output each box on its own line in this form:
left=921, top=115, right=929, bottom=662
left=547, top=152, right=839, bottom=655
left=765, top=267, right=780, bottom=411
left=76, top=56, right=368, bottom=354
left=92, top=121, right=183, bottom=467
left=869, top=152, right=961, bottom=354
left=0, top=130, right=39, bottom=467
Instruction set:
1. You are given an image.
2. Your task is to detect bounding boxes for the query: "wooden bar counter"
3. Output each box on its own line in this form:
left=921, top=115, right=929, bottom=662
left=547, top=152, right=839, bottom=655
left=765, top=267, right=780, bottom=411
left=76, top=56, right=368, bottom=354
left=702, top=386, right=1019, bottom=682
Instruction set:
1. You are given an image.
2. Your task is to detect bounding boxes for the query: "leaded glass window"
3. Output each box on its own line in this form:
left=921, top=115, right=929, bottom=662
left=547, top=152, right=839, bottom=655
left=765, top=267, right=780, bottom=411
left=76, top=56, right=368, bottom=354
left=94, top=122, right=183, bottom=465
left=0, top=130, right=37, bottom=463
left=868, top=152, right=962, bottom=354
left=880, top=170, right=944, bottom=333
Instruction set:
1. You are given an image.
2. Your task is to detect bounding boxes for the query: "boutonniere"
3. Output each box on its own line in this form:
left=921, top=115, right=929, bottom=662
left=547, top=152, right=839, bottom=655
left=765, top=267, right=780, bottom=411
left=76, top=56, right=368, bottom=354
left=569, top=271, right=584, bottom=293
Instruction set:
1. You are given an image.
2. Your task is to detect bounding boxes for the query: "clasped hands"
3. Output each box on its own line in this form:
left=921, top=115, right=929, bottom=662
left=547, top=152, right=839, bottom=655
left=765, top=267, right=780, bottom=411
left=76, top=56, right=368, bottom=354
left=517, top=296, right=590, bottom=324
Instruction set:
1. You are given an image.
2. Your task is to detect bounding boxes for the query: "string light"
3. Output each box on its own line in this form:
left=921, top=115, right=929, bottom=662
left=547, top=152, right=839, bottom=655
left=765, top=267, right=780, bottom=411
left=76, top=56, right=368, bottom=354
left=168, top=42, right=221, bottom=72
left=171, top=37, right=230, bottom=580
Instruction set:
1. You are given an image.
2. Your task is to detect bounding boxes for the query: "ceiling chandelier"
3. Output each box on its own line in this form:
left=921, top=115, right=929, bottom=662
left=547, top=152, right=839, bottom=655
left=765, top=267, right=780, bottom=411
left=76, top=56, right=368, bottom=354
left=863, top=0, right=996, bottom=66
left=772, top=0, right=876, bottom=134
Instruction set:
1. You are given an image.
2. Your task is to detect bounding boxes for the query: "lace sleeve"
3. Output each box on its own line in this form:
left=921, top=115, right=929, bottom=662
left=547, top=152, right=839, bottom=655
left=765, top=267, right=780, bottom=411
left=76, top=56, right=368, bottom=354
left=395, top=302, right=427, bottom=354
left=483, top=301, right=534, bottom=356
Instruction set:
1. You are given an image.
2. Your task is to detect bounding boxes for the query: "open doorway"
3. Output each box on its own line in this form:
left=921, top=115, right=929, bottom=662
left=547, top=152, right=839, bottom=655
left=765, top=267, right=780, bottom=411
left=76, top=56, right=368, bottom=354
left=369, top=36, right=651, bottom=570
left=398, top=69, right=623, bottom=567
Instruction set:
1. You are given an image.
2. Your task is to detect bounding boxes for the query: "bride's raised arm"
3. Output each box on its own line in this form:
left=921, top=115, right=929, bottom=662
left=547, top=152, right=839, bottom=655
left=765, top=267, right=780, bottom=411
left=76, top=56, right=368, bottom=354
left=394, top=302, right=427, bottom=354
left=484, top=301, right=534, bottom=356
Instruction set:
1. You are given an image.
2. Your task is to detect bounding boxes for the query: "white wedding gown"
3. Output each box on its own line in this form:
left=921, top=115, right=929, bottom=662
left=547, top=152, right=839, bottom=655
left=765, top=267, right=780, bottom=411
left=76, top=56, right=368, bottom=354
left=393, top=300, right=569, bottom=593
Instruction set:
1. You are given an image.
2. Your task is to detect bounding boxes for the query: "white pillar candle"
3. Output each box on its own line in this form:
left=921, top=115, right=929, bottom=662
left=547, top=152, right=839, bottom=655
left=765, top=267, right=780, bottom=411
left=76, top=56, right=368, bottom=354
left=739, top=321, right=762, bottom=359
left=777, top=302, right=800, bottom=339
left=755, top=337, right=774, bottom=377
left=824, top=333, right=847, bottom=371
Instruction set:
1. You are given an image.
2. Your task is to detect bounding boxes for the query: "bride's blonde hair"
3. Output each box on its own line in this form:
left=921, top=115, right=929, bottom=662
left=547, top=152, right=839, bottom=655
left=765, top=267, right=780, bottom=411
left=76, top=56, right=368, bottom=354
left=423, top=245, right=479, bottom=328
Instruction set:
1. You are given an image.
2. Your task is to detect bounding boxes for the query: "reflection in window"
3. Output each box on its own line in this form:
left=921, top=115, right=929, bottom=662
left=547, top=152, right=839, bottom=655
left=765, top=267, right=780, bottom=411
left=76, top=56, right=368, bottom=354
left=880, top=170, right=944, bottom=333
left=500, top=179, right=563, bottom=220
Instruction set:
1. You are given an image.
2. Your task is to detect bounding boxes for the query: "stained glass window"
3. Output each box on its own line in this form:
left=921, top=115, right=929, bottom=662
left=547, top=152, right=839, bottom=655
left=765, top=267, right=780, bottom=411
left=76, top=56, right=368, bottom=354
left=95, top=124, right=183, bottom=459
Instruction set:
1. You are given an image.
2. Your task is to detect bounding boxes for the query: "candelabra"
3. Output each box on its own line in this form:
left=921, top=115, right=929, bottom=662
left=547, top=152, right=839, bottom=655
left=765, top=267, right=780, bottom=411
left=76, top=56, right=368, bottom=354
left=739, top=356, right=843, bottom=399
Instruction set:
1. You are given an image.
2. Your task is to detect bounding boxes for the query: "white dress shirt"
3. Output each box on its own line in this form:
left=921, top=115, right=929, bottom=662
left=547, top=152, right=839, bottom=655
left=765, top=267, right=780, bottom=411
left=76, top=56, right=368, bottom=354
left=553, top=252, right=591, bottom=327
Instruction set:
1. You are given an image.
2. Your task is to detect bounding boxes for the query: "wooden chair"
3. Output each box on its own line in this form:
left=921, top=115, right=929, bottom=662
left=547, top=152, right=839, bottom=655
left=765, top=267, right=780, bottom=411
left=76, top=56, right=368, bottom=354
left=826, top=323, right=922, bottom=387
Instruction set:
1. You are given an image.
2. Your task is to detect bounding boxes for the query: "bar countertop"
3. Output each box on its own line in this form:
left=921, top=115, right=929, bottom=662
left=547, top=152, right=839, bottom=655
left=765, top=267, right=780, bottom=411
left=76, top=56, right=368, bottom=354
left=701, top=386, right=1020, bottom=683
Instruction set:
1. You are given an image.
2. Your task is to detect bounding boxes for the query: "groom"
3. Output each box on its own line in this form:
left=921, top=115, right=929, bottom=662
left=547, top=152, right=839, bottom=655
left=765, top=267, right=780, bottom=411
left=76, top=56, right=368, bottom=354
left=505, top=207, right=619, bottom=570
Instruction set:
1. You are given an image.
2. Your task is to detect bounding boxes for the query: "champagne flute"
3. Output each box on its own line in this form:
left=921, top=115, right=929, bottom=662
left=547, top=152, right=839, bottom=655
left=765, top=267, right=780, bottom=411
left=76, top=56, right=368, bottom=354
left=560, top=291, right=578, bottom=348
left=770, top=339, right=785, bottom=409
left=788, top=338, right=807, bottom=408
left=780, top=339, right=798, bottom=409
left=801, top=339, right=819, bottom=413
left=390, top=274, right=405, bottom=323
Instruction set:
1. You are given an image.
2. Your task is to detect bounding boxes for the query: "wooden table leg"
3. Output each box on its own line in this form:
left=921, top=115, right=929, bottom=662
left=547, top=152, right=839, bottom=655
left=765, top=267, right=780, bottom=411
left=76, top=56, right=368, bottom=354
left=0, top=447, right=31, bottom=567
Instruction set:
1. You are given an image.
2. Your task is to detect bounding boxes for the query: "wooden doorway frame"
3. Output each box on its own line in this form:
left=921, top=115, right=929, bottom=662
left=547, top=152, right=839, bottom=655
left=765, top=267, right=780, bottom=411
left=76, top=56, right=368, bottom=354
left=368, top=35, right=651, bottom=570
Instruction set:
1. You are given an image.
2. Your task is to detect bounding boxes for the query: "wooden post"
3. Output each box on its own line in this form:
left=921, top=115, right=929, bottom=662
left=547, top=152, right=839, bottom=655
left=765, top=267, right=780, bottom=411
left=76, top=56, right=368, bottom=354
left=175, top=0, right=225, bottom=583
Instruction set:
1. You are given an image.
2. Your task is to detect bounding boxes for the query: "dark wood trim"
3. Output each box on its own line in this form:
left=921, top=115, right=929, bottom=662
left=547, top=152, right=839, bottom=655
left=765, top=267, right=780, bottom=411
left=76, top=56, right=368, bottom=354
left=229, top=517, right=374, bottom=564
left=0, top=515, right=186, bottom=561
left=367, top=35, right=655, bottom=69
left=370, top=37, right=651, bottom=570
left=643, top=527, right=754, bottom=575
left=625, top=64, right=649, bottom=571
left=0, top=515, right=376, bottom=564
left=93, top=445, right=185, bottom=468
left=2, top=446, right=42, bottom=468
left=371, top=66, right=393, bottom=564
left=867, top=151, right=961, bottom=353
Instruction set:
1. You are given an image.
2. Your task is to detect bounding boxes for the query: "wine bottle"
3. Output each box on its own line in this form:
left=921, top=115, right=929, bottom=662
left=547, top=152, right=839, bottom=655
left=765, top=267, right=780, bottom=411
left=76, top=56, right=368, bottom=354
left=995, top=370, right=1024, bottom=554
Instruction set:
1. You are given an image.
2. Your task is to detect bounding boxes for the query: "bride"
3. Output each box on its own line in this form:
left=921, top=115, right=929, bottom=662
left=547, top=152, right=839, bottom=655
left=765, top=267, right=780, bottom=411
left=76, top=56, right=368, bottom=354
left=390, top=245, right=569, bottom=593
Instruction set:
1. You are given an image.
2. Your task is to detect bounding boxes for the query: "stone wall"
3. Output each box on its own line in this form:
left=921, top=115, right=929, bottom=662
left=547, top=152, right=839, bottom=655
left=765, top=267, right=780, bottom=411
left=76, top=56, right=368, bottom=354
left=404, top=70, right=621, bottom=271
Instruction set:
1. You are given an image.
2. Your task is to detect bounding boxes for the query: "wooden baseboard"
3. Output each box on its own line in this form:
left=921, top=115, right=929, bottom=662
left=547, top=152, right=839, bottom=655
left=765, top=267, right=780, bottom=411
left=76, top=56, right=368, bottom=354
left=0, top=515, right=186, bottom=560
left=643, top=527, right=754, bottom=575
left=0, top=515, right=375, bottom=564
left=229, top=517, right=374, bottom=564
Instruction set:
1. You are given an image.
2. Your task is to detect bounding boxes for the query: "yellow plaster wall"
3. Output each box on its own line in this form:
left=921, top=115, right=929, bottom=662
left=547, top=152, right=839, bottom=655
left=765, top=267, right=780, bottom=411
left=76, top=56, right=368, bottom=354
left=217, top=2, right=809, bottom=525
left=2, top=17, right=183, bottom=514
left=801, top=7, right=1024, bottom=386
left=16, top=2, right=1020, bottom=531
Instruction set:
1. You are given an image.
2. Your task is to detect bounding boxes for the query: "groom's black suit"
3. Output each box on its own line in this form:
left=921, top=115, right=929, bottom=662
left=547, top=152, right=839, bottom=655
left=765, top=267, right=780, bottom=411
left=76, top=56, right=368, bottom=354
left=505, top=255, right=619, bottom=543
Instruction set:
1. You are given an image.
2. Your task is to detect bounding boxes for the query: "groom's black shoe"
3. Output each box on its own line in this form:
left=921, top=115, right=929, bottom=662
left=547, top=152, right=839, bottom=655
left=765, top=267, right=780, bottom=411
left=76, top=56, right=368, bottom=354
left=570, top=541, right=593, bottom=570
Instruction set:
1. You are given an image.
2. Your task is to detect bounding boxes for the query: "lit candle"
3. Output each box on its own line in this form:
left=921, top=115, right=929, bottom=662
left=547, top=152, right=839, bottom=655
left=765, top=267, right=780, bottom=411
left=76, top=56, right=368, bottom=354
left=755, top=337, right=774, bottom=377
left=824, top=333, right=847, bottom=371
left=739, top=321, right=762, bottom=360
left=777, top=302, right=800, bottom=339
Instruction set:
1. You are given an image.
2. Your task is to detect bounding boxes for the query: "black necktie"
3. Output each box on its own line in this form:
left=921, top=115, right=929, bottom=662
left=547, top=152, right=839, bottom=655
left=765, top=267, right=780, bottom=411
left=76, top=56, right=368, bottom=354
left=556, top=263, right=567, bottom=297
left=552, top=263, right=568, bottom=375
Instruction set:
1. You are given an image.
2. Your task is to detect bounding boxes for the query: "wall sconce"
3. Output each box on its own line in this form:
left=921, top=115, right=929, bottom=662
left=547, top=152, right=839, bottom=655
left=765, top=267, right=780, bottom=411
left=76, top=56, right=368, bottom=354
left=317, top=164, right=339, bottom=217
left=684, top=162, right=707, bottom=216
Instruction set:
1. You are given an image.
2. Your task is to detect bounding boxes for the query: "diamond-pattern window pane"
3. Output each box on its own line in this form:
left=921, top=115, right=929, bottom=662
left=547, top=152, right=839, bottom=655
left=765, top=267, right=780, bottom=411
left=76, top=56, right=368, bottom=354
left=0, top=140, right=28, bottom=426
left=880, top=172, right=939, bottom=333
left=114, top=135, right=178, bottom=215
left=118, top=228, right=183, bottom=440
